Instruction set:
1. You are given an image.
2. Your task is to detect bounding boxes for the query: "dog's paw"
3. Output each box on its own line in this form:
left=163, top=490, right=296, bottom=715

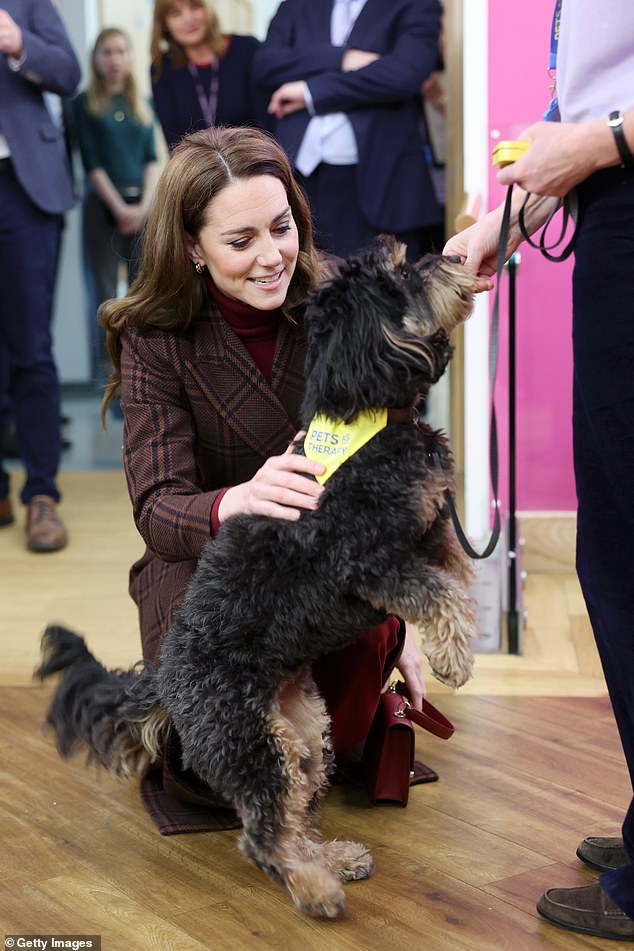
left=317, top=839, right=375, bottom=881
left=425, top=640, right=474, bottom=690
left=287, top=861, right=346, bottom=918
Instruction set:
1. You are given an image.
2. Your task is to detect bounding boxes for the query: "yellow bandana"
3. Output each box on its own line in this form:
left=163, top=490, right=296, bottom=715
left=304, top=409, right=388, bottom=484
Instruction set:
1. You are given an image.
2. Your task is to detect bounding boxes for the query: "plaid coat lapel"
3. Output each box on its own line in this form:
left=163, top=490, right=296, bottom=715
left=186, top=311, right=307, bottom=458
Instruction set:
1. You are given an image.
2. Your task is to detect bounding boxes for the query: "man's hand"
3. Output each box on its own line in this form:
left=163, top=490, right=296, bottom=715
left=0, top=9, right=23, bottom=59
left=267, top=81, right=307, bottom=119
left=497, top=120, right=607, bottom=197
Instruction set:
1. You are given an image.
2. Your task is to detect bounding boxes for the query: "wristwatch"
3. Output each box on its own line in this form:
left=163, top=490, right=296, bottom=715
left=608, top=111, right=634, bottom=169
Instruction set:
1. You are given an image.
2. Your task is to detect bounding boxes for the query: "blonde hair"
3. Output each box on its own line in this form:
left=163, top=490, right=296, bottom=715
left=150, top=0, right=226, bottom=75
left=86, top=28, right=150, bottom=124
left=100, top=126, right=320, bottom=420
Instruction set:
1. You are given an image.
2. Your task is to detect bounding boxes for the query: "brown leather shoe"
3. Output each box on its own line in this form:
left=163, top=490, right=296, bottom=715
left=27, top=495, right=67, bottom=552
left=0, top=496, right=14, bottom=526
left=577, top=836, right=629, bottom=872
left=537, top=882, right=634, bottom=940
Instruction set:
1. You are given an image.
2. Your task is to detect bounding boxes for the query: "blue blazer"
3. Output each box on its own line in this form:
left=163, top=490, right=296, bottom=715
left=253, top=0, right=443, bottom=233
left=0, top=0, right=80, bottom=214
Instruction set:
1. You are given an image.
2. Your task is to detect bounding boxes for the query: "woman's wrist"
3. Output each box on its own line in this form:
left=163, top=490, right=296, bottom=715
left=509, top=191, right=557, bottom=243
left=216, top=483, right=247, bottom=523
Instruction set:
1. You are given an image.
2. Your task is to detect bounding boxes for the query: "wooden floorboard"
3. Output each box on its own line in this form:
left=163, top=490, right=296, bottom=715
left=0, top=687, right=626, bottom=949
left=0, top=472, right=629, bottom=948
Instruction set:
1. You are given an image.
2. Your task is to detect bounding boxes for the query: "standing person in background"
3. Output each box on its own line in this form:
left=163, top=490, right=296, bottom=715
left=253, top=0, right=444, bottom=260
left=0, top=0, right=80, bottom=551
left=150, top=0, right=269, bottom=151
left=69, top=28, right=159, bottom=389
left=443, top=0, right=634, bottom=939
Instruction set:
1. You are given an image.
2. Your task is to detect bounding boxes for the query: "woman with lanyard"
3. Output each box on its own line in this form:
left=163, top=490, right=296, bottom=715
left=150, top=0, right=270, bottom=151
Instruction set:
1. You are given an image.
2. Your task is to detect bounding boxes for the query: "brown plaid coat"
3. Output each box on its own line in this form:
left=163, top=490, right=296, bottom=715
left=121, top=303, right=307, bottom=662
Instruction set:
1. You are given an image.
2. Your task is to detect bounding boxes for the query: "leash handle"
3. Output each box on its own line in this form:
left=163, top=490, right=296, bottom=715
left=518, top=189, right=579, bottom=262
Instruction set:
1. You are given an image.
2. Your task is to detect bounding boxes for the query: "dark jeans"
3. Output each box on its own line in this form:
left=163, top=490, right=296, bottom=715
left=0, top=161, right=62, bottom=504
left=571, top=167, right=634, bottom=916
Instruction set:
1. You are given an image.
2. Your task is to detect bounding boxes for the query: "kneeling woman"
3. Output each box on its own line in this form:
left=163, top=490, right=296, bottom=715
left=100, top=125, right=426, bottom=828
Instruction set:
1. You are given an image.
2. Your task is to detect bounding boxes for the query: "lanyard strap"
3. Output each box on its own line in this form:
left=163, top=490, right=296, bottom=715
left=188, top=61, right=219, bottom=128
left=549, top=0, right=562, bottom=70
left=544, top=0, right=562, bottom=121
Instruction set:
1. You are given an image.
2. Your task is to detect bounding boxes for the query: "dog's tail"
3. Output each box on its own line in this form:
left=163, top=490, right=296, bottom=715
left=35, top=624, right=170, bottom=780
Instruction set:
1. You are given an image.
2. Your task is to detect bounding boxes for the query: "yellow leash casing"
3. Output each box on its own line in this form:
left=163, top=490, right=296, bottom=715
left=492, top=140, right=529, bottom=167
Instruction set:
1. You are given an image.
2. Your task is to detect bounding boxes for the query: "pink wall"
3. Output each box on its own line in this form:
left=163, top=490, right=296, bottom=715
left=487, top=0, right=576, bottom=511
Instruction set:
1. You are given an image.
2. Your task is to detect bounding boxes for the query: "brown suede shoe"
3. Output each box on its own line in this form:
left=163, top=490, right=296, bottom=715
left=0, top=496, right=14, bottom=526
left=537, top=882, right=634, bottom=940
left=577, top=836, right=629, bottom=872
left=27, top=495, right=67, bottom=552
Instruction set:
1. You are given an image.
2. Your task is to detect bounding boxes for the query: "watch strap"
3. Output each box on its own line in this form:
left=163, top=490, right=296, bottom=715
left=608, top=111, right=634, bottom=169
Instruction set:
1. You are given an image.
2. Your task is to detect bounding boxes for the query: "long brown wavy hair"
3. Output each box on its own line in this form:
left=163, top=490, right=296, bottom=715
left=150, top=0, right=226, bottom=75
left=100, top=125, right=320, bottom=420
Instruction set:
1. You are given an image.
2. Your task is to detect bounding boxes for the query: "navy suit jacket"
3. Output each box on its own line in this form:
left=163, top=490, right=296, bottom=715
left=253, top=0, right=442, bottom=233
left=0, top=0, right=80, bottom=214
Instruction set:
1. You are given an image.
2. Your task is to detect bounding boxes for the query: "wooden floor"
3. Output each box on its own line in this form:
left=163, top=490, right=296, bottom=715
left=0, top=471, right=628, bottom=949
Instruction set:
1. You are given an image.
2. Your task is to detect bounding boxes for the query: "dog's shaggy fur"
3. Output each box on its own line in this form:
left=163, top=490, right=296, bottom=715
left=37, top=235, right=479, bottom=917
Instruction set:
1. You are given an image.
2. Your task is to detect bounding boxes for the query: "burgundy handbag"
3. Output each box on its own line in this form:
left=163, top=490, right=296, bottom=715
left=363, top=681, right=454, bottom=806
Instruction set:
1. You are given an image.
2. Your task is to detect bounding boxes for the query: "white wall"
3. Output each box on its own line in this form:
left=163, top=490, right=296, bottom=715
left=461, top=0, right=491, bottom=541
left=52, top=0, right=98, bottom=383
left=251, top=0, right=280, bottom=39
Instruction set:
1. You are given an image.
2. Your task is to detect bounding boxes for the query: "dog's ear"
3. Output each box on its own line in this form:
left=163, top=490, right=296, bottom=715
left=420, top=330, right=454, bottom=384
left=315, top=250, right=346, bottom=284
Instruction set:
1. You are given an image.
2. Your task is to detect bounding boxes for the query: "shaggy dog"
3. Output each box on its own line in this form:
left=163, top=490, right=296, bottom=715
left=37, top=235, right=479, bottom=918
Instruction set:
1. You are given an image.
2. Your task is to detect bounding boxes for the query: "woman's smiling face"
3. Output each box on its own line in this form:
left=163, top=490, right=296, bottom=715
left=164, top=0, right=209, bottom=53
left=190, top=175, right=299, bottom=310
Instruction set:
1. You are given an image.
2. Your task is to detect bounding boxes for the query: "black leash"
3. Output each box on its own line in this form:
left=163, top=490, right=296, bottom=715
left=435, top=186, right=516, bottom=560
left=437, top=173, right=581, bottom=560
left=439, top=182, right=579, bottom=559
left=518, top=189, right=579, bottom=262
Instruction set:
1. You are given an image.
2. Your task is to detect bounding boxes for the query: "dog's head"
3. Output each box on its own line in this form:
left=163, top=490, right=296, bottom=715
left=302, top=235, right=478, bottom=422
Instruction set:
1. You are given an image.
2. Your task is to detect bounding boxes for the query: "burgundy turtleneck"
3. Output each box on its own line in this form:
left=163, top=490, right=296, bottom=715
left=207, top=280, right=283, bottom=535
left=208, top=279, right=281, bottom=381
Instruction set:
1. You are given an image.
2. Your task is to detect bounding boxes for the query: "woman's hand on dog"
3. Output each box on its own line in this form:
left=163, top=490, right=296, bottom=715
left=218, top=437, right=325, bottom=523
left=394, top=624, right=427, bottom=710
